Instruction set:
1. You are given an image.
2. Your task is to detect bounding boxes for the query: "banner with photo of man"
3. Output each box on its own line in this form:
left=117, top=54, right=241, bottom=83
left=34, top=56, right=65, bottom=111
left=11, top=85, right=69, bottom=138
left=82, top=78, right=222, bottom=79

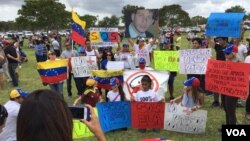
left=125, top=9, right=159, bottom=38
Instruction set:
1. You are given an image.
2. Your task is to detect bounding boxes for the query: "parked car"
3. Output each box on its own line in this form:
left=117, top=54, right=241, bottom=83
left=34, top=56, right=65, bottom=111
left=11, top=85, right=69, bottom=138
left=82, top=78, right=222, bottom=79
left=23, top=31, right=33, bottom=38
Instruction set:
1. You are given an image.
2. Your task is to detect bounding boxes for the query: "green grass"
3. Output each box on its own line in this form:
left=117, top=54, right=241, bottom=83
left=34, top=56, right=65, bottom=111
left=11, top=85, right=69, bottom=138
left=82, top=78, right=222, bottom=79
left=1, top=32, right=250, bottom=141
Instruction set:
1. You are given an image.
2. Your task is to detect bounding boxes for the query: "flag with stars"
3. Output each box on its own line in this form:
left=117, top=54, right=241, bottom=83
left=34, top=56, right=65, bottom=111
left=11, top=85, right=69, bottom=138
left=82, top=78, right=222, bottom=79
left=91, top=70, right=124, bottom=90
left=37, top=59, right=68, bottom=84
left=71, top=10, right=86, bottom=47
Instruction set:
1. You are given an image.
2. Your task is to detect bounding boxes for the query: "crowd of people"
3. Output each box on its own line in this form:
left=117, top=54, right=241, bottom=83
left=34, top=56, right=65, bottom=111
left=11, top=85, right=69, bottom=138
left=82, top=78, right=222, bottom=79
left=1, top=26, right=250, bottom=140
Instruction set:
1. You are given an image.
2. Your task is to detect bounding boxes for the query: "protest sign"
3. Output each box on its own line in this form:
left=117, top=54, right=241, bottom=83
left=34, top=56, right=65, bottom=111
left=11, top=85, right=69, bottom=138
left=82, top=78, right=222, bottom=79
left=154, top=51, right=179, bottom=71
left=132, top=102, right=165, bottom=129
left=124, top=9, right=159, bottom=38
left=164, top=103, right=207, bottom=134
left=89, top=27, right=118, bottom=47
left=71, top=56, right=98, bottom=77
left=205, top=59, right=250, bottom=99
left=123, top=70, right=169, bottom=100
left=97, top=101, right=131, bottom=132
left=179, top=49, right=211, bottom=74
left=205, top=13, right=244, bottom=38
left=107, top=61, right=124, bottom=70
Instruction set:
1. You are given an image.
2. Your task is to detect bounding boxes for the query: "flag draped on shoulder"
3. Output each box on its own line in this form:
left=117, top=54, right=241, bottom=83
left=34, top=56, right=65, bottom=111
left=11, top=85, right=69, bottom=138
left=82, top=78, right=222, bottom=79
left=71, top=10, right=86, bottom=47
left=37, top=59, right=68, bottom=84
left=91, top=70, right=124, bottom=90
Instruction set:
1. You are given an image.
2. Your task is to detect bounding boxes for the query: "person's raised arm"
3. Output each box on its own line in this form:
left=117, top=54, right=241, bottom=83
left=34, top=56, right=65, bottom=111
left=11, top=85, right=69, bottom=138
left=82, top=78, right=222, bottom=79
left=81, top=104, right=106, bottom=141
left=128, top=38, right=134, bottom=48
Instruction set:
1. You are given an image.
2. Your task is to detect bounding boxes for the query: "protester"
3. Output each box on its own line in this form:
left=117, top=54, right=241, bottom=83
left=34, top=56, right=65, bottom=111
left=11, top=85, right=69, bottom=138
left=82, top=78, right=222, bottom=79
left=131, top=75, right=164, bottom=132
left=0, top=88, right=28, bottom=140
left=34, top=39, right=48, bottom=62
left=0, top=104, right=8, bottom=133
left=0, top=49, right=5, bottom=89
left=106, top=77, right=126, bottom=102
left=51, top=36, right=61, bottom=57
left=4, top=41, right=19, bottom=87
left=137, top=57, right=153, bottom=70
left=170, top=77, right=204, bottom=110
left=125, top=9, right=158, bottom=38
left=244, top=50, right=250, bottom=120
left=73, top=78, right=103, bottom=107
left=114, top=42, right=136, bottom=70
left=61, top=42, right=78, bottom=97
left=16, top=89, right=106, bottom=141
left=46, top=50, right=64, bottom=97
left=1, top=41, right=11, bottom=82
left=222, top=44, right=240, bottom=125
left=100, top=51, right=115, bottom=70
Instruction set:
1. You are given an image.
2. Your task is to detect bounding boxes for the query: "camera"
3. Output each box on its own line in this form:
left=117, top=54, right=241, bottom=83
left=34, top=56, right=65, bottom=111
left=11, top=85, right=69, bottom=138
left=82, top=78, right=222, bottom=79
left=68, top=105, right=91, bottom=121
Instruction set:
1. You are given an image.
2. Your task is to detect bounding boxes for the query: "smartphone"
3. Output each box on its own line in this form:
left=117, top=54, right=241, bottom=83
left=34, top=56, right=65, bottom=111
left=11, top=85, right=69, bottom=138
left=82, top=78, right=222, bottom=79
left=68, top=105, right=91, bottom=121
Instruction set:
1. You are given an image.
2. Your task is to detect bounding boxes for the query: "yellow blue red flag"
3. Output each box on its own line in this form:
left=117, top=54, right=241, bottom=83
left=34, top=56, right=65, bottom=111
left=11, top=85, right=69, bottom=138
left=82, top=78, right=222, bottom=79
left=71, top=10, right=86, bottom=46
left=37, top=59, right=68, bottom=84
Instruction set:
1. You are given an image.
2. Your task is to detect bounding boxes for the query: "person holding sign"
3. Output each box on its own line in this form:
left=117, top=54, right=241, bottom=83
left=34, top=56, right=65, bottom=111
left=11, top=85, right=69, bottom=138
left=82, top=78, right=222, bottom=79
left=106, top=77, right=126, bottom=102
left=170, top=77, right=204, bottom=111
left=125, top=9, right=158, bottom=38
left=16, top=89, right=106, bottom=141
left=131, top=75, right=164, bottom=132
left=221, top=44, right=240, bottom=125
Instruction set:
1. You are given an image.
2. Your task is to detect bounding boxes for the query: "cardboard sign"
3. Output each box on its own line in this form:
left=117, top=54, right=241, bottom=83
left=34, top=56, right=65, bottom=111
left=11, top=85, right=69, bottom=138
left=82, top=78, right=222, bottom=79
left=205, top=13, right=244, bottom=38
left=205, top=59, right=250, bottom=99
left=154, top=51, right=179, bottom=71
left=131, top=102, right=165, bottom=129
left=71, top=56, right=98, bottom=77
left=179, top=49, right=212, bottom=74
left=107, top=61, right=124, bottom=70
left=89, top=27, right=118, bottom=47
left=164, top=103, right=207, bottom=134
left=123, top=70, right=169, bottom=100
left=97, top=101, right=131, bottom=132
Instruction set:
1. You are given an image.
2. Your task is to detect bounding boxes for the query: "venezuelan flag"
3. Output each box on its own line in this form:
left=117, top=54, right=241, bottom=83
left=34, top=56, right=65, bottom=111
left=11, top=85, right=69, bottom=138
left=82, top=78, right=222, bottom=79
left=37, top=59, right=68, bottom=84
left=91, top=70, right=124, bottom=90
left=71, top=10, right=86, bottom=46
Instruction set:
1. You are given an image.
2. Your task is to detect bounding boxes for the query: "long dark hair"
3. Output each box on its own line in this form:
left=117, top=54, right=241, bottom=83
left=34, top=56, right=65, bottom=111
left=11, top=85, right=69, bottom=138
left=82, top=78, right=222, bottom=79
left=0, top=104, right=8, bottom=126
left=17, top=89, right=73, bottom=141
left=118, top=84, right=126, bottom=101
left=191, top=86, right=199, bottom=104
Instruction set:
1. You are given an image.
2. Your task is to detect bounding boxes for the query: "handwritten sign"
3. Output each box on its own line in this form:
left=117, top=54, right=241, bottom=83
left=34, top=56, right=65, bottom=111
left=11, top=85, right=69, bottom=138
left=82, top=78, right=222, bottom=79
left=97, top=101, right=131, bottom=132
left=179, top=49, right=211, bottom=74
left=205, top=59, right=250, bottom=99
left=71, top=56, right=98, bottom=77
left=154, top=51, right=179, bottom=71
left=164, top=103, right=207, bottom=134
left=107, top=61, right=124, bottom=70
left=72, top=108, right=98, bottom=139
left=131, top=102, right=165, bottom=129
left=89, top=27, right=118, bottom=47
left=205, top=13, right=244, bottom=38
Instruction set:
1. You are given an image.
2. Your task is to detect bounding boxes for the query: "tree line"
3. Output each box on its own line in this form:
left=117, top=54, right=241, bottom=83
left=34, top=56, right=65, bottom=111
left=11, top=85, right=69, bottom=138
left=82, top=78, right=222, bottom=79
left=0, top=0, right=249, bottom=31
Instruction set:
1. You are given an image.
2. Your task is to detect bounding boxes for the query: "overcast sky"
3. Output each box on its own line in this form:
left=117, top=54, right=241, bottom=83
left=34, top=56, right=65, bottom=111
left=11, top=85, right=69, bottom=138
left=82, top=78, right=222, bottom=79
left=0, top=0, right=249, bottom=21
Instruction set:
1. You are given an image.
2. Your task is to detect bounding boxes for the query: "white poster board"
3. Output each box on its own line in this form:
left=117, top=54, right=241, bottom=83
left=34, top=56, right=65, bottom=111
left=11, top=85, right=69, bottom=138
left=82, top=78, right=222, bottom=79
left=107, top=61, right=124, bottom=70
left=71, top=56, right=98, bottom=77
left=179, top=49, right=211, bottom=74
left=164, top=103, right=207, bottom=134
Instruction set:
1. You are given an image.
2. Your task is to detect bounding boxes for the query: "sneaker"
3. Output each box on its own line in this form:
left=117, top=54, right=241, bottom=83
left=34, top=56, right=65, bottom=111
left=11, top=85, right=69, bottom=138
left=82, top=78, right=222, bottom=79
left=212, top=101, right=220, bottom=107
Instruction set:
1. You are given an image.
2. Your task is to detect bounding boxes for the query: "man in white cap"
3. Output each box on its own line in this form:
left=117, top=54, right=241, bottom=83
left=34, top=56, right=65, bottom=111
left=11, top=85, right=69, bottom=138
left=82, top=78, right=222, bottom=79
left=0, top=88, right=29, bottom=141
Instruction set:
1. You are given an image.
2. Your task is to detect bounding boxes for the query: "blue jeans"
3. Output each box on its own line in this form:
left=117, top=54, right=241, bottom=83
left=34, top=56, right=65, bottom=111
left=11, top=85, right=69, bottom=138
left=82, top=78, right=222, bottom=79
left=8, top=63, right=18, bottom=87
left=49, top=82, right=64, bottom=98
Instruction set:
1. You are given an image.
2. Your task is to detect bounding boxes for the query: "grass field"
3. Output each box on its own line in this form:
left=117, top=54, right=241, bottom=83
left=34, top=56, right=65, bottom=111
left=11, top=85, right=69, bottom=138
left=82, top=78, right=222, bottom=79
left=1, top=32, right=250, bottom=141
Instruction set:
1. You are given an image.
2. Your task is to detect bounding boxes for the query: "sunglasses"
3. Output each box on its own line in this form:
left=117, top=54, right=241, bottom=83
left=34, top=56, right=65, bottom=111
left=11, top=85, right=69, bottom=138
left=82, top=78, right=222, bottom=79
left=107, top=53, right=112, bottom=56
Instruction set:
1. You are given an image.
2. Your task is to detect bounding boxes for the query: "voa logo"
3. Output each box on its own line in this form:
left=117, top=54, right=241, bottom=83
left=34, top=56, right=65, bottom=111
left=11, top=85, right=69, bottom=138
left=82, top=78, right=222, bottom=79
left=226, top=129, right=246, bottom=136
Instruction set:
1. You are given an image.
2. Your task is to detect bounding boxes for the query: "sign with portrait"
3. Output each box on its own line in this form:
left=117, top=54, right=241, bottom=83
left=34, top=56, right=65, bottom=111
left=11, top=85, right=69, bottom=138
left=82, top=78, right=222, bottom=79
left=124, top=9, right=159, bottom=38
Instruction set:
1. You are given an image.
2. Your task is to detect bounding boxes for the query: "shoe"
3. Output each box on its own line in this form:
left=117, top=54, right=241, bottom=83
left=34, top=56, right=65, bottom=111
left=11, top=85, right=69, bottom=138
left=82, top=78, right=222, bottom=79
left=212, top=101, right=220, bottom=107
left=236, top=100, right=244, bottom=108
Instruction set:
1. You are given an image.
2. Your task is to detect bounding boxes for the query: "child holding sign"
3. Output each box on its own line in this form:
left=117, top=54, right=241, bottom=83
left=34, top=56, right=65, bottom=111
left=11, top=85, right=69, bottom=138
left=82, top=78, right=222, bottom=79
left=170, top=77, right=204, bottom=111
left=106, top=77, right=126, bottom=102
left=131, top=75, right=164, bottom=132
left=73, top=78, right=103, bottom=107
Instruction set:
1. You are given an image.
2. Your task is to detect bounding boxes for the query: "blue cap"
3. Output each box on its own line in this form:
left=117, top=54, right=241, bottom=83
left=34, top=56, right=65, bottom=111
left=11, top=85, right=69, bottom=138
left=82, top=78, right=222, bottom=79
left=183, top=77, right=200, bottom=87
left=223, top=44, right=238, bottom=54
left=78, top=47, right=85, bottom=53
left=138, top=58, right=146, bottom=64
left=123, top=42, right=129, bottom=47
left=110, top=77, right=119, bottom=87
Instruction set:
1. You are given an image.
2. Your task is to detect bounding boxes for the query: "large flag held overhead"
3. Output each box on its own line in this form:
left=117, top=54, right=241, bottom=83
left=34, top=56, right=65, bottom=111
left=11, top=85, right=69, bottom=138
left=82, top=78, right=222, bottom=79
left=37, top=59, right=68, bottom=84
left=71, top=10, right=86, bottom=46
